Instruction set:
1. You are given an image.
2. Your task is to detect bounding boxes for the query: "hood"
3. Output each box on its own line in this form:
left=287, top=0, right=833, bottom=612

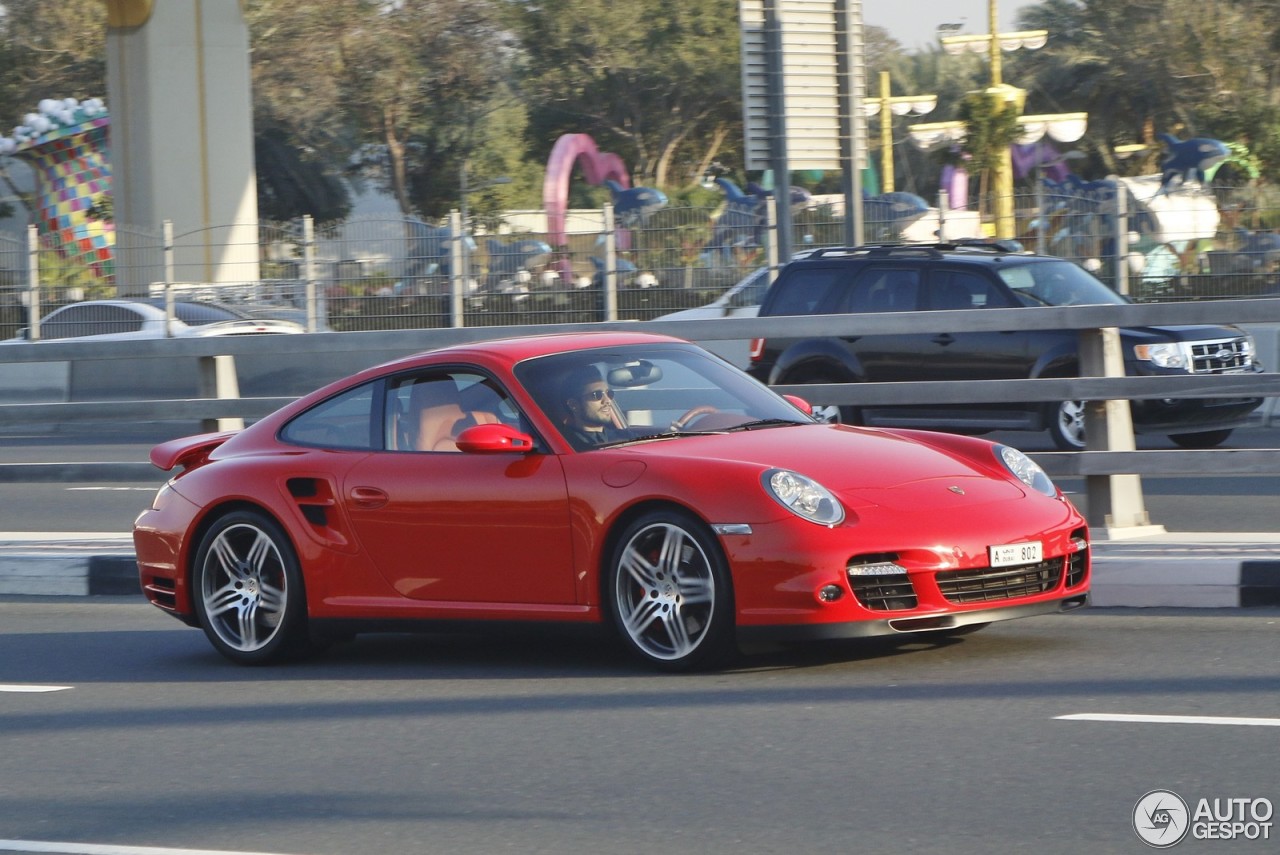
left=1122, top=323, right=1248, bottom=344
left=620, top=423, right=1027, bottom=508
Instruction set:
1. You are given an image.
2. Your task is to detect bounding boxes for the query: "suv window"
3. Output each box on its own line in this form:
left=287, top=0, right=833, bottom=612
left=837, top=267, right=920, bottom=313
left=766, top=268, right=844, bottom=315
left=924, top=270, right=1011, bottom=310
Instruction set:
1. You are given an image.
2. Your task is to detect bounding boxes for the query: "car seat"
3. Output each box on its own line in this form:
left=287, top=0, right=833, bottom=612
left=408, top=379, right=466, bottom=452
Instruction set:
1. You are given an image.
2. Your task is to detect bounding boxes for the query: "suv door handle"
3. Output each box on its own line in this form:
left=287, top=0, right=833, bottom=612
left=931, top=334, right=956, bottom=345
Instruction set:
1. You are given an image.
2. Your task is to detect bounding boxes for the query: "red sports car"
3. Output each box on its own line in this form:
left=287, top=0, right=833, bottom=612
left=134, top=331, right=1090, bottom=670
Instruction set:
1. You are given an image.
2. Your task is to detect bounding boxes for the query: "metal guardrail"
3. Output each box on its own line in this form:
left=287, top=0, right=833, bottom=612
left=2, top=298, right=1279, bottom=529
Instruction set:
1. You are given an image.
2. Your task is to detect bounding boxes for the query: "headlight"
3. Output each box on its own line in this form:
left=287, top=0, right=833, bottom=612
left=1133, top=341, right=1189, bottom=370
left=995, top=445, right=1057, bottom=497
left=762, top=468, right=845, bottom=526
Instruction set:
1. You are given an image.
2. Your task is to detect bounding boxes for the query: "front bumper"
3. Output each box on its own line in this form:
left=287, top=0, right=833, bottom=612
left=738, top=592, right=1089, bottom=643
left=1130, top=394, right=1263, bottom=435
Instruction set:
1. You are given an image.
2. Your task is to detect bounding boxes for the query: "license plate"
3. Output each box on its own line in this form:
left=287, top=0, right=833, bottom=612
left=989, top=541, right=1043, bottom=568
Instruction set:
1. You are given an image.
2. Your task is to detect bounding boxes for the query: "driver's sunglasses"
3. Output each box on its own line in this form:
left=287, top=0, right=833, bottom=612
left=583, top=388, right=615, bottom=402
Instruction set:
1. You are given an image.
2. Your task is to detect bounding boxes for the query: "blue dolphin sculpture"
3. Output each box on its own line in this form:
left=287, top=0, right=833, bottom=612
left=1157, top=134, right=1229, bottom=194
left=485, top=238, right=553, bottom=279
left=1235, top=229, right=1280, bottom=272
left=700, top=177, right=766, bottom=261
left=403, top=219, right=453, bottom=279
left=863, top=191, right=930, bottom=237
left=603, top=179, right=669, bottom=226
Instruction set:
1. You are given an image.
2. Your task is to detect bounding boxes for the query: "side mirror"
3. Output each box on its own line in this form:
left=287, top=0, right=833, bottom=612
left=782, top=394, right=812, bottom=416
left=456, top=422, right=536, bottom=454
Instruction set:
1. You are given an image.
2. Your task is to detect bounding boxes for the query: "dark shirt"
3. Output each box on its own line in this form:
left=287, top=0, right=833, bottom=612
left=563, top=422, right=634, bottom=450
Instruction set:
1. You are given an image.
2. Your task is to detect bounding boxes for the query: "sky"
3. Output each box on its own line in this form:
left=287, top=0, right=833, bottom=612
left=863, top=0, right=1030, bottom=51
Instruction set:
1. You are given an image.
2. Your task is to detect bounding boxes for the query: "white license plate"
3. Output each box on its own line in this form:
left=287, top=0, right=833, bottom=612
left=989, top=541, right=1043, bottom=568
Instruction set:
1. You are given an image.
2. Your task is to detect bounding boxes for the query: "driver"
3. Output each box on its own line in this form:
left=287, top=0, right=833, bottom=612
left=561, top=364, right=630, bottom=448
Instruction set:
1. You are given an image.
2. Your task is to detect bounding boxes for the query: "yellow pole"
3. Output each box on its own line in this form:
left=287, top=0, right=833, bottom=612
left=879, top=71, right=894, bottom=193
left=989, top=0, right=1016, bottom=238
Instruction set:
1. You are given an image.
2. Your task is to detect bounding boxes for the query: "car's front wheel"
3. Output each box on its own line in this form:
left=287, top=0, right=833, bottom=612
left=192, top=509, right=311, bottom=664
left=607, top=509, right=736, bottom=671
left=1168, top=429, right=1233, bottom=449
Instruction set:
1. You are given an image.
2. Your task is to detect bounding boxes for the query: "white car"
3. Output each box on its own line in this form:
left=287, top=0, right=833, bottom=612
left=7, top=299, right=305, bottom=342
left=654, top=249, right=831, bottom=367
left=654, top=266, right=772, bottom=366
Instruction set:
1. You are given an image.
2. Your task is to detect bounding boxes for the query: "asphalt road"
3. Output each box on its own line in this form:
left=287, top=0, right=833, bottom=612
left=1, top=600, right=1277, bottom=854
left=2, top=424, right=1278, bottom=534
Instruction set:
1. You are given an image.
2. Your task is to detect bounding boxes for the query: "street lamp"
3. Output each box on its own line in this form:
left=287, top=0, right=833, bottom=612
left=863, top=71, right=936, bottom=194
left=909, top=1, right=1087, bottom=240
left=938, top=0, right=1048, bottom=238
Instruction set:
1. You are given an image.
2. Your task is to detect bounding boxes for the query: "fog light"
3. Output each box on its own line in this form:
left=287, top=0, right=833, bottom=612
left=817, top=584, right=844, bottom=603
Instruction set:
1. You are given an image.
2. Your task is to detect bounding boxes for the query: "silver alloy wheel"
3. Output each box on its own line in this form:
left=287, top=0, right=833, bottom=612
left=199, top=522, right=289, bottom=653
left=810, top=403, right=842, bottom=424
left=1053, top=400, right=1088, bottom=450
left=614, top=521, right=716, bottom=662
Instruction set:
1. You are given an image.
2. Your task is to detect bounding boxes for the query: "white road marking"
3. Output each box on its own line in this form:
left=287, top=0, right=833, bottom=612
left=65, top=487, right=156, bottom=492
left=1057, top=712, right=1280, bottom=727
left=0, top=684, right=72, bottom=693
left=0, top=841, right=296, bottom=855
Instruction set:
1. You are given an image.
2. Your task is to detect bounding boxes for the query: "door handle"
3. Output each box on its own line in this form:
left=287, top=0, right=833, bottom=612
left=349, top=486, right=389, bottom=509
left=931, top=334, right=955, bottom=345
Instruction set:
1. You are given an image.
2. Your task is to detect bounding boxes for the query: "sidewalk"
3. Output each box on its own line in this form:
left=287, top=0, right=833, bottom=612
left=2, top=530, right=1280, bottom=607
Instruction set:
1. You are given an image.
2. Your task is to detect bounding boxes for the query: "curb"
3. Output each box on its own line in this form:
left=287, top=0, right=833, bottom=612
left=0, top=535, right=137, bottom=597
left=3, top=533, right=1280, bottom=607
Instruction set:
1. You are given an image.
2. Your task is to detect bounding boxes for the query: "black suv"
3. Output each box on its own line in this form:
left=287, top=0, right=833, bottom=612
left=747, top=243, right=1264, bottom=450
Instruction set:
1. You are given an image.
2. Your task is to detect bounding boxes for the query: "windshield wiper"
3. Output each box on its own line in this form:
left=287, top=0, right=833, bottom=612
left=723, top=418, right=805, bottom=432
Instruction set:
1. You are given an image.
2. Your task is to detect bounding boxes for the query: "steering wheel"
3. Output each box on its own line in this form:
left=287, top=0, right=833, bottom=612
left=670, top=405, right=718, bottom=431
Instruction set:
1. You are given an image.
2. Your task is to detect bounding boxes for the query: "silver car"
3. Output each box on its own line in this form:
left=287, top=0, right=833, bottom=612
left=7, top=299, right=305, bottom=342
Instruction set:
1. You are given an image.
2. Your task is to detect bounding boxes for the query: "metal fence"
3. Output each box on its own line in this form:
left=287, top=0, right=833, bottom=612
left=2, top=180, right=1278, bottom=340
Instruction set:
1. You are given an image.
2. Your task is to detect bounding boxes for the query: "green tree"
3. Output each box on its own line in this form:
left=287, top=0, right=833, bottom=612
left=247, top=0, right=518, bottom=219
left=1007, top=0, right=1280, bottom=177
left=0, top=0, right=109, bottom=222
left=0, top=0, right=107, bottom=116
left=504, top=0, right=742, bottom=190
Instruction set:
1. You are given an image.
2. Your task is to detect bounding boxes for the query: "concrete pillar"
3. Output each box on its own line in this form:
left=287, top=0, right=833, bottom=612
left=105, top=0, right=259, bottom=293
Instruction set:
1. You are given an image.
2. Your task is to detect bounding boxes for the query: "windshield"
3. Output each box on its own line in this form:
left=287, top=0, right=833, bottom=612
left=998, top=260, right=1129, bottom=307
left=516, top=343, right=811, bottom=450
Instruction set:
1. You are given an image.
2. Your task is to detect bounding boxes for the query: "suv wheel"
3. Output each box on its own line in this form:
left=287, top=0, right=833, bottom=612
left=793, top=373, right=858, bottom=425
left=1168, top=429, right=1232, bottom=449
left=1048, top=400, right=1087, bottom=451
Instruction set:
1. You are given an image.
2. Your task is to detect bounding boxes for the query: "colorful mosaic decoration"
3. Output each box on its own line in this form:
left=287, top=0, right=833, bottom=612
left=1, top=98, right=115, bottom=281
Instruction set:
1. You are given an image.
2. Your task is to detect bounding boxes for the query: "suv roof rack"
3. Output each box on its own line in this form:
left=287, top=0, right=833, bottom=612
left=803, top=240, right=1027, bottom=260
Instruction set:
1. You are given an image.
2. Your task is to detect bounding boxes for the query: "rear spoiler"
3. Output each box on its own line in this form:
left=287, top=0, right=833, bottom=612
left=149, top=431, right=238, bottom=473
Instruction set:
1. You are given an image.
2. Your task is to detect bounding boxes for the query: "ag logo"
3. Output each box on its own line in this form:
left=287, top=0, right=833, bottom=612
left=1134, top=789, right=1190, bottom=847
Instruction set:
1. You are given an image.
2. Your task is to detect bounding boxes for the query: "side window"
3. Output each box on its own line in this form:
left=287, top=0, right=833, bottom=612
left=43, top=305, right=145, bottom=339
left=765, top=268, right=844, bottom=316
left=926, top=270, right=1015, bottom=310
left=386, top=370, right=524, bottom=453
left=280, top=382, right=377, bottom=449
left=840, top=267, right=920, bottom=313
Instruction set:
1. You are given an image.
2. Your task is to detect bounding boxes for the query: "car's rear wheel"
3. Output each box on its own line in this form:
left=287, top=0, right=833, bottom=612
left=608, top=509, right=736, bottom=671
left=192, top=509, right=311, bottom=665
left=1048, top=400, right=1088, bottom=450
left=1168, top=429, right=1233, bottom=449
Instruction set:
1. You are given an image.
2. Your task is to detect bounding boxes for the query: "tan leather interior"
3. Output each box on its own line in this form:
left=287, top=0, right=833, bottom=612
left=409, top=381, right=466, bottom=452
